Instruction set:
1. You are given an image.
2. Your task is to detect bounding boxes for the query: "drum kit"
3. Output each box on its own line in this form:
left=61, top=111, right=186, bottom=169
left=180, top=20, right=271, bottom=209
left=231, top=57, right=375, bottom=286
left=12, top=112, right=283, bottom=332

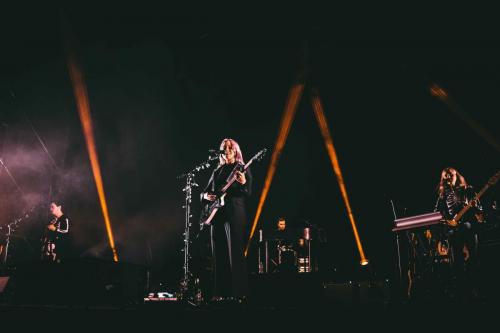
left=257, top=227, right=318, bottom=274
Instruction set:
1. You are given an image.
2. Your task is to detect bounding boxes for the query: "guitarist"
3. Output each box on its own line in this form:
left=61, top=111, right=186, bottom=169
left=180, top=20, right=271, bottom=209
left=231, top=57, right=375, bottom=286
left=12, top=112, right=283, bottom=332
left=200, top=138, right=252, bottom=302
left=435, top=167, right=482, bottom=298
left=41, top=200, right=70, bottom=263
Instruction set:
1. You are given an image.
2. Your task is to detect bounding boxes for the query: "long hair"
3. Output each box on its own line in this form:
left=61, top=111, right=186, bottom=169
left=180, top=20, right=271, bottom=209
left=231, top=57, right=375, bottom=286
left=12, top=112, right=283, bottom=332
left=438, top=167, right=467, bottom=196
left=218, top=138, right=245, bottom=166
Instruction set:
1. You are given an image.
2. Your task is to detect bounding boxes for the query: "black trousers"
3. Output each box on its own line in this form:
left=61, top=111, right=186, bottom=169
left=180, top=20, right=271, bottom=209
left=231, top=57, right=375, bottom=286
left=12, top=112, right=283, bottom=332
left=448, top=222, right=479, bottom=295
left=209, top=209, right=248, bottom=299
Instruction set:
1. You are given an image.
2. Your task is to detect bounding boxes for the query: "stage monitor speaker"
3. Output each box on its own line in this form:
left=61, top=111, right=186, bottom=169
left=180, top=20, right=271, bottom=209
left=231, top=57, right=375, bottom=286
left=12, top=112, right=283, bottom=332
left=323, top=279, right=392, bottom=307
left=249, top=273, right=323, bottom=306
left=358, top=279, right=391, bottom=305
left=323, top=282, right=357, bottom=306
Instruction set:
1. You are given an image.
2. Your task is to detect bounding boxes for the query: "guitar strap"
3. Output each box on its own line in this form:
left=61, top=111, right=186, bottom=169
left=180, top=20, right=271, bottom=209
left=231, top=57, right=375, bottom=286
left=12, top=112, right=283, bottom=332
left=212, top=163, right=240, bottom=192
left=224, top=163, right=241, bottom=184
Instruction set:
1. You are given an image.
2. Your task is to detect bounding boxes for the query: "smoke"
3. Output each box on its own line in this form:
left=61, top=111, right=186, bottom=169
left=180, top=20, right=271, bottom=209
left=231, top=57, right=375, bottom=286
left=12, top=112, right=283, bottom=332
left=0, top=101, right=188, bottom=268
left=1, top=38, right=223, bottom=290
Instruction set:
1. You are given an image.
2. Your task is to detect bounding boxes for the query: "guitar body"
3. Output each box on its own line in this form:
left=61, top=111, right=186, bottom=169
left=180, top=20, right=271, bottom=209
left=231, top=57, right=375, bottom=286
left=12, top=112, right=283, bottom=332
left=200, top=193, right=226, bottom=227
left=41, top=239, right=56, bottom=261
left=446, top=201, right=483, bottom=227
left=41, top=219, right=58, bottom=261
left=445, top=171, right=499, bottom=227
left=446, top=218, right=458, bottom=227
left=446, top=207, right=483, bottom=227
left=199, top=148, right=267, bottom=229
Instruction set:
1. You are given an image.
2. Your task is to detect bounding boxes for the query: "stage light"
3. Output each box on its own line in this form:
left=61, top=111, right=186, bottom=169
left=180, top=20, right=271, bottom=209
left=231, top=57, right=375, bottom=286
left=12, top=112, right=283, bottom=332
left=311, top=90, right=369, bottom=267
left=430, top=82, right=500, bottom=153
left=67, top=54, right=119, bottom=262
left=430, top=83, right=448, bottom=100
left=245, top=83, right=304, bottom=256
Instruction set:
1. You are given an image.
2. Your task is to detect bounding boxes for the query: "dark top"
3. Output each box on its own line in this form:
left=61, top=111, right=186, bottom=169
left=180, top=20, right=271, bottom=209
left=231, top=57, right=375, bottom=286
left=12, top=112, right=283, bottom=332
left=436, top=184, right=480, bottom=221
left=46, top=214, right=70, bottom=242
left=204, top=162, right=252, bottom=198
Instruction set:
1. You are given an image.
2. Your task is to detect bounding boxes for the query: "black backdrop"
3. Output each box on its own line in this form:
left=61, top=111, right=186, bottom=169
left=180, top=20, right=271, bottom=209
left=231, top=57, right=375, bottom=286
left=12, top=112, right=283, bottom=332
left=1, top=6, right=499, bottom=288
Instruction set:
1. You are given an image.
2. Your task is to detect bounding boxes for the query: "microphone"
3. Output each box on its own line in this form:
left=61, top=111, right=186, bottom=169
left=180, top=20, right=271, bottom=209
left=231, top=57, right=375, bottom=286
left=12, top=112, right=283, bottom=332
left=208, top=149, right=224, bottom=154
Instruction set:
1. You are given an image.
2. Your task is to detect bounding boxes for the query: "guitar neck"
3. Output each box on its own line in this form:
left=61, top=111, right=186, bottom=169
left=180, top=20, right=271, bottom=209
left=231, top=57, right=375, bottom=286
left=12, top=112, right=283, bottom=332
left=453, top=171, right=500, bottom=223
left=476, top=183, right=490, bottom=199
left=455, top=184, right=489, bottom=221
left=221, top=160, right=253, bottom=193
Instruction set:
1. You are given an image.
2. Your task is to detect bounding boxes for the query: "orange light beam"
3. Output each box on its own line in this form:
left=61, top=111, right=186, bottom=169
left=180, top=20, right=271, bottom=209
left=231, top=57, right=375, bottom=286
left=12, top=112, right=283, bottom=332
left=311, top=91, right=368, bottom=266
left=245, top=83, right=305, bottom=256
left=430, top=83, right=500, bottom=153
left=67, top=54, right=119, bottom=262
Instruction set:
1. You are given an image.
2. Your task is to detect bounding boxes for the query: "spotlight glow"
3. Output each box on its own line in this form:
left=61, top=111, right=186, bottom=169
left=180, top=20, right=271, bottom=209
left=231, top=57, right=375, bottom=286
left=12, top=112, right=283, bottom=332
left=67, top=54, right=119, bottom=262
left=311, top=91, right=368, bottom=266
left=245, top=83, right=304, bottom=256
left=430, top=82, right=500, bottom=153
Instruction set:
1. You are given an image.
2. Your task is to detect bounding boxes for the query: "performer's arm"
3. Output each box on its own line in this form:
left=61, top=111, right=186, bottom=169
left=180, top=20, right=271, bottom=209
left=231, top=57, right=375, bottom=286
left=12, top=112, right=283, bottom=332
left=201, top=170, right=217, bottom=202
left=235, top=166, right=252, bottom=196
left=434, top=194, right=444, bottom=212
left=56, top=218, right=69, bottom=233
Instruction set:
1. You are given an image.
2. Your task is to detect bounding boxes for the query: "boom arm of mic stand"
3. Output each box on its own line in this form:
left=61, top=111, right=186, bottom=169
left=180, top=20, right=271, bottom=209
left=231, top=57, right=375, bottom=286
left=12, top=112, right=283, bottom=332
left=176, top=154, right=218, bottom=303
left=176, top=155, right=218, bottom=179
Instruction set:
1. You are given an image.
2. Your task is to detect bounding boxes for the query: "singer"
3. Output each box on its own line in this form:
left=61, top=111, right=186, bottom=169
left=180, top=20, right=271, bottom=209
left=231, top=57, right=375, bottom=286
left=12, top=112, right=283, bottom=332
left=200, top=138, right=252, bottom=302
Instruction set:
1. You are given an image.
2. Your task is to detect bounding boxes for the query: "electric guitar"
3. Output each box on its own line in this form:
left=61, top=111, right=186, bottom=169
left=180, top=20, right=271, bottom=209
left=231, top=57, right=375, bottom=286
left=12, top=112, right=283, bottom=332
left=446, top=171, right=499, bottom=227
left=199, top=148, right=267, bottom=228
left=41, top=218, right=58, bottom=261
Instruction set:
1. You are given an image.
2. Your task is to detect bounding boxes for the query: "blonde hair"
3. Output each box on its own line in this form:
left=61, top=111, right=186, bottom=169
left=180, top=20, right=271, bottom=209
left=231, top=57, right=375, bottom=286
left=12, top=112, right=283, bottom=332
left=438, top=167, right=467, bottom=195
left=218, top=138, right=245, bottom=166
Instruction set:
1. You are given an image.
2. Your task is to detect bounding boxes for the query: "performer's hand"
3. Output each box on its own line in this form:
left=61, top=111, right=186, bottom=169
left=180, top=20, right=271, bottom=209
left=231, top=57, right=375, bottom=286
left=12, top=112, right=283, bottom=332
left=204, top=193, right=217, bottom=201
left=475, top=212, right=485, bottom=223
left=47, top=224, right=56, bottom=231
left=235, top=171, right=246, bottom=184
left=447, top=219, right=457, bottom=227
left=463, top=245, right=470, bottom=261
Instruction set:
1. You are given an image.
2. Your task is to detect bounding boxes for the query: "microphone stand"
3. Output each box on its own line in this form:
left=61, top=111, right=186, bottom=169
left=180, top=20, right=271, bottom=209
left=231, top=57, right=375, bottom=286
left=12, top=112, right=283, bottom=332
left=1, top=224, right=13, bottom=267
left=390, top=199, right=402, bottom=283
left=176, top=153, right=219, bottom=305
left=1, top=205, right=38, bottom=267
left=391, top=199, right=411, bottom=303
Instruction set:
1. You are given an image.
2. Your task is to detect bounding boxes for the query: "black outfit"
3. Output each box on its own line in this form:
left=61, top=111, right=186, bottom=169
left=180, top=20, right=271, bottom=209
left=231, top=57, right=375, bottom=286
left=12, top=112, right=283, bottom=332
left=271, top=228, right=295, bottom=246
left=201, top=162, right=252, bottom=299
left=436, top=184, right=481, bottom=297
left=41, top=215, right=70, bottom=263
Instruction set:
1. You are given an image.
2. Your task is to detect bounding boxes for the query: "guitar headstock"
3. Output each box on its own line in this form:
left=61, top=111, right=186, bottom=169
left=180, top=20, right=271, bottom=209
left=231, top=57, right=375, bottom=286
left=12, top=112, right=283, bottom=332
left=251, top=148, right=267, bottom=162
left=487, top=171, right=500, bottom=186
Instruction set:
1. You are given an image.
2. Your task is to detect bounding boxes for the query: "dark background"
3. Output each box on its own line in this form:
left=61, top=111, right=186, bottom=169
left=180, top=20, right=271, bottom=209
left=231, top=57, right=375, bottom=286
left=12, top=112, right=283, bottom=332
left=1, top=6, right=499, bottom=289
